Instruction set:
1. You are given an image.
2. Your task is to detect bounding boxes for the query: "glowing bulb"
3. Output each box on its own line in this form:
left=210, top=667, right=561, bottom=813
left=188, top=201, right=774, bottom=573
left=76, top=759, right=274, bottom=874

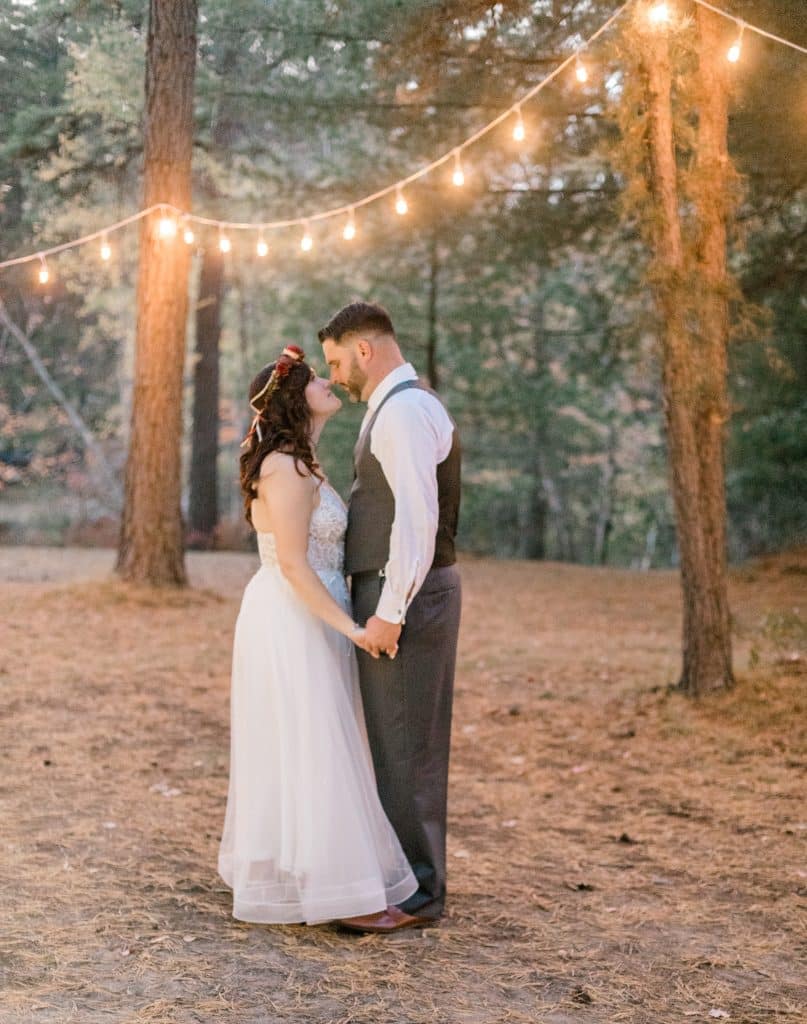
left=512, top=109, right=525, bottom=142
left=648, top=2, right=670, bottom=25
left=158, top=216, right=177, bottom=239
left=256, top=238, right=268, bottom=257
left=452, top=151, right=465, bottom=188
left=395, top=189, right=408, bottom=216
left=37, top=257, right=49, bottom=285
left=727, top=23, right=744, bottom=63
left=219, top=233, right=231, bottom=254
left=343, top=211, right=356, bottom=241
left=183, top=226, right=195, bottom=245
left=575, top=58, right=589, bottom=84
left=301, top=228, right=313, bottom=252
left=100, top=239, right=111, bottom=261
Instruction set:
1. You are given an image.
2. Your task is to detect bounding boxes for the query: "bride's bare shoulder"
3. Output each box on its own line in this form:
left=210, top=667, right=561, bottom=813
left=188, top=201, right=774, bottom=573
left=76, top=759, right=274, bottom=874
left=258, top=451, right=316, bottom=488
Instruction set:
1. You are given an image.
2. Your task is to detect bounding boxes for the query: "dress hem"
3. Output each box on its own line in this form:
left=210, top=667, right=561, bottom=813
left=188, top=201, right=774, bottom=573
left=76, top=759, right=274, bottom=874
left=219, top=868, right=417, bottom=925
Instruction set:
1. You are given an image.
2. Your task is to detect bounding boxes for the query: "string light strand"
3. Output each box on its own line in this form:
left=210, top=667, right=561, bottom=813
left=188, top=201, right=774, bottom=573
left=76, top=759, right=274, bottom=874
left=0, top=205, right=163, bottom=270
left=0, top=5, right=631, bottom=272
left=691, top=0, right=807, bottom=56
left=1, top=0, right=806, bottom=274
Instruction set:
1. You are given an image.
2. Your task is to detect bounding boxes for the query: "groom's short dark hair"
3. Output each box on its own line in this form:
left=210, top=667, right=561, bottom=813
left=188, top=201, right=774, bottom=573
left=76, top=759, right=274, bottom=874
left=317, top=301, right=395, bottom=345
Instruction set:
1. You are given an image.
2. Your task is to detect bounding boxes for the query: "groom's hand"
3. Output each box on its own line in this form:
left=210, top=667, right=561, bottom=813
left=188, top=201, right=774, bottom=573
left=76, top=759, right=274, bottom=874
left=364, top=616, right=402, bottom=659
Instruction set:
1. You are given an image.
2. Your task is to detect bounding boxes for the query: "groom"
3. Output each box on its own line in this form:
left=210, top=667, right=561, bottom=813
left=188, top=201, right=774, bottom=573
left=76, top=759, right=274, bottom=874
left=319, top=301, right=462, bottom=932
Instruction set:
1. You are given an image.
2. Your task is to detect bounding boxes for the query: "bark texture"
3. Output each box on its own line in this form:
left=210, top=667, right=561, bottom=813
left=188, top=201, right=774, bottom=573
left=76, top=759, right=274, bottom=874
left=187, top=246, right=224, bottom=547
left=639, top=10, right=734, bottom=694
left=116, top=0, right=198, bottom=584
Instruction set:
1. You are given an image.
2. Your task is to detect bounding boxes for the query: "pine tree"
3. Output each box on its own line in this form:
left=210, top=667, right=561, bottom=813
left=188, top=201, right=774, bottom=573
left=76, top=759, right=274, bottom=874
left=116, top=0, right=198, bottom=584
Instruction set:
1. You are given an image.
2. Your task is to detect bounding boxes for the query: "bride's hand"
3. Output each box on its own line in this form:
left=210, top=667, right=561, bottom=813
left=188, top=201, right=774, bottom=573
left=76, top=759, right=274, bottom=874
left=349, top=627, right=380, bottom=658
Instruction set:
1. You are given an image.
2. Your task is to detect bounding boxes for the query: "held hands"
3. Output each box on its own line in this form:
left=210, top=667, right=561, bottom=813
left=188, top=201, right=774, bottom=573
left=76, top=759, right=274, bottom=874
left=363, top=615, right=402, bottom=659
left=347, top=617, right=401, bottom=659
left=349, top=627, right=379, bottom=659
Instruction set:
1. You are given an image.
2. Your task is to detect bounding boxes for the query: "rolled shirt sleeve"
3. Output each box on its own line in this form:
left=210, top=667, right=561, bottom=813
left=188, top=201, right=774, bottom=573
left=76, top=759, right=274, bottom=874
left=369, top=390, right=454, bottom=624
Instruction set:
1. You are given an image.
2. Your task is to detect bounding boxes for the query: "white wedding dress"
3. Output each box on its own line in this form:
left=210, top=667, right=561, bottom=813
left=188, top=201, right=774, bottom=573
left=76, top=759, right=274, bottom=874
left=218, top=481, right=417, bottom=924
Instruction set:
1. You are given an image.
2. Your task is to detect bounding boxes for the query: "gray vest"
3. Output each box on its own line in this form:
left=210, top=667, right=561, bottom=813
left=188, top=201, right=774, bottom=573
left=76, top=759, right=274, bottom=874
left=344, top=379, right=461, bottom=576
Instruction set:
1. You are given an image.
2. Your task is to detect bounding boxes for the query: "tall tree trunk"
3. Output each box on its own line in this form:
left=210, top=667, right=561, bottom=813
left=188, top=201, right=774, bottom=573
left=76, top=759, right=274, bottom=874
left=426, top=233, right=439, bottom=390
left=116, top=0, right=197, bottom=584
left=187, top=245, right=224, bottom=547
left=523, top=460, right=548, bottom=559
left=683, top=6, right=734, bottom=694
left=523, top=292, right=549, bottom=559
left=593, top=425, right=617, bottom=565
left=638, top=9, right=734, bottom=694
left=187, top=50, right=238, bottom=538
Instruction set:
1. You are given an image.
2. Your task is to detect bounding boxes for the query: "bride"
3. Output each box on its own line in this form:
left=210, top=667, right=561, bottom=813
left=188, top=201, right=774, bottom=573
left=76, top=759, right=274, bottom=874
left=217, top=344, right=417, bottom=926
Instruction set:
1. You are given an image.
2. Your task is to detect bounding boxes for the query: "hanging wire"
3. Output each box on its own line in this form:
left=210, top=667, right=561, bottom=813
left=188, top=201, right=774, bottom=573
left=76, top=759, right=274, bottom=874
left=1, top=0, right=805, bottom=274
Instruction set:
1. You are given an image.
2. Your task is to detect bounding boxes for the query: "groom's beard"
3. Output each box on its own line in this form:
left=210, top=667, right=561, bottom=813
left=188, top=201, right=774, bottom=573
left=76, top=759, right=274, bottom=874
left=344, top=357, right=367, bottom=403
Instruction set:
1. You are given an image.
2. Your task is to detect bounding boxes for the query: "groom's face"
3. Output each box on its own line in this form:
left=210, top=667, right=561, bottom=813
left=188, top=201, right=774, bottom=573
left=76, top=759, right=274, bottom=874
left=321, top=337, right=368, bottom=403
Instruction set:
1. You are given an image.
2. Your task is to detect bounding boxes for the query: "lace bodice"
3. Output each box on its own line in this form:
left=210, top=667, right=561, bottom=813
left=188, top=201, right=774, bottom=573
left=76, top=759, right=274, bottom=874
left=257, top=482, right=346, bottom=575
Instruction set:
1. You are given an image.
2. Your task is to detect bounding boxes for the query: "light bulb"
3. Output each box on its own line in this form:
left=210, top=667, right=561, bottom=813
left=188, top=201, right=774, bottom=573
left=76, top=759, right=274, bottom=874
left=575, top=58, right=589, bottom=84
left=513, top=111, right=526, bottom=142
left=256, top=238, right=268, bottom=257
left=301, top=229, right=313, bottom=252
left=395, top=190, right=408, bottom=216
left=183, top=226, right=195, bottom=245
left=648, top=2, right=670, bottom=25
left=727, top=23, right=744, bottom=63
left=343, top=211, right=356, bottom=240
left=100, top=239, right=111, bottom=261
left=37, top=259, right=49, bottom=285
left=219, top=234, right=231, bottom=254
left=158, top=216, right=177, bottom=239
left=452, top=151, right=465, bottom=187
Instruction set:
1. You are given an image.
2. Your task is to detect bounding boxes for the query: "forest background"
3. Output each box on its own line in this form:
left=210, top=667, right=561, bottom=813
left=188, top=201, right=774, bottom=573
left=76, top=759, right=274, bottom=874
left=0, top=0, right=804, bottom=567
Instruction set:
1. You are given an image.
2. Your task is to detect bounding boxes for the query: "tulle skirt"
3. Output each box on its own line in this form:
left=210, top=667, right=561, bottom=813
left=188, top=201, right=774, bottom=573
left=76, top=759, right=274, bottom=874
left=217, top=564, right=416, bottom=925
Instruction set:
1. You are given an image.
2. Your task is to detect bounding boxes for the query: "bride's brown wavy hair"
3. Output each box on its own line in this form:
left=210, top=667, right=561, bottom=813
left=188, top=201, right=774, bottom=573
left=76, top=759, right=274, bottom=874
left=239, top=351, right=323, bottom=525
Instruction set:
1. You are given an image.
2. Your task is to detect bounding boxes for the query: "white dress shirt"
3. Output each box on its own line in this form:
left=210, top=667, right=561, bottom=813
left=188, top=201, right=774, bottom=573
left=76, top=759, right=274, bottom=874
left=358, top=364, right=455, bottom=625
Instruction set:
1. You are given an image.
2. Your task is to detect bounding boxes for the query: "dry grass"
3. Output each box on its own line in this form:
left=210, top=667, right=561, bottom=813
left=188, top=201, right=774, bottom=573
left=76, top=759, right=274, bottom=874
left=0, top=545, right=805, bottom=1024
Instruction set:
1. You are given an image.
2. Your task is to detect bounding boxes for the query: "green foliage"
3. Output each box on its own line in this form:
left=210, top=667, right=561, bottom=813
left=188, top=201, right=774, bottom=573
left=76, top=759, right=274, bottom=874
left=0, top=0, right=803, bottom=563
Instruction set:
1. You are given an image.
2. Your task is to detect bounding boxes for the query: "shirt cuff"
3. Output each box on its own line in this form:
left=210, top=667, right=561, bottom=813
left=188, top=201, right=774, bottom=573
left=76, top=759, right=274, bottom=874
left=375, top=584, right=407, bottom=625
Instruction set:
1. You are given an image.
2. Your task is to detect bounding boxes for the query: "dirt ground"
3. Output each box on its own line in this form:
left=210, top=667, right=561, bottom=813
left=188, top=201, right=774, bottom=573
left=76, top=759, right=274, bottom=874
left=0, top=545, right=805, bottom=1024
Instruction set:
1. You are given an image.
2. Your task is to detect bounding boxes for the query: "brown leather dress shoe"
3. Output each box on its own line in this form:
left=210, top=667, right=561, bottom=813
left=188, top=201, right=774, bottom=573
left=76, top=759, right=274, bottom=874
left=338, top=906, right=426, bottom=933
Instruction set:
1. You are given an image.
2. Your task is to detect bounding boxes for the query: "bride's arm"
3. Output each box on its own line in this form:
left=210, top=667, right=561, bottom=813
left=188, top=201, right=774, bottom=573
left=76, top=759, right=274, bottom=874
left=256, top=455, right=372, bottom=648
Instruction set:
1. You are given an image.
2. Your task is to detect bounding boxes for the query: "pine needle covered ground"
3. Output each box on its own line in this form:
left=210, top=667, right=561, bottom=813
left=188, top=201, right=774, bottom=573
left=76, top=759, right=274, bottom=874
left=1, top=547, right=804, bottom=1024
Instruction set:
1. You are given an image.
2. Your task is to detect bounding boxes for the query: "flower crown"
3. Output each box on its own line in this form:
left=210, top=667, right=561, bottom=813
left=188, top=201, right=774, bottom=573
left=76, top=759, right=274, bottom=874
left=241, top=345, right=306, bottom=448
